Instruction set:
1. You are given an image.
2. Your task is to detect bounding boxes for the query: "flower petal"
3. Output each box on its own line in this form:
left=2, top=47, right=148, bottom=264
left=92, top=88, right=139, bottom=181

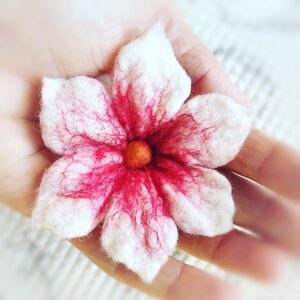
left=151, top=157, right=235, bottom=237
left=154, top=94, right=252, bottom=168
left=40, top=76, right=127, bottom=155
left=32, top=146, right=125, bottom=238
left=112, top=25, right=191, bottom=139
left=101, top=170, right=177, bottom=282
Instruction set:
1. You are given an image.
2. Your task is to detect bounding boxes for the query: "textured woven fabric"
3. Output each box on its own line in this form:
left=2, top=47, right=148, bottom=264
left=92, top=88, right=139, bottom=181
left=0, top=0, right=300, bottom=299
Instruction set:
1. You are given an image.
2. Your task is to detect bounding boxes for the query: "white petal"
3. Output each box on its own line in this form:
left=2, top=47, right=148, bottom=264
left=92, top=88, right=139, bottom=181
left=151, top=157, right=235, bottom=237
left=32, top=147, right=124, bottom=238
left=157, top=93, right=252, bottom=168
left=112, top=24, right=191, bottom=138
left=40, top=76, right=126, bottom=155
left=101, top=170, right=177, bottom=282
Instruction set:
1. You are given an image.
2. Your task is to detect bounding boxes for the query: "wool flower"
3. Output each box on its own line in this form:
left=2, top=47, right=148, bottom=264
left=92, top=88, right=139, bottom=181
left=32, top=25, right=251, bottom=282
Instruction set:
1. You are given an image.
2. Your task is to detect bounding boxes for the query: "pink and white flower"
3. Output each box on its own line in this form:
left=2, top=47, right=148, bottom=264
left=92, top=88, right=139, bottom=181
left=32, top=26, right=251, bottom=282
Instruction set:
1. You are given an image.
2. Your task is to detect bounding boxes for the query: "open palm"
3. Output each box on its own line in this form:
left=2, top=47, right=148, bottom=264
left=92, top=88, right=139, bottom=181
left=1, top=1, right=300, bottom=299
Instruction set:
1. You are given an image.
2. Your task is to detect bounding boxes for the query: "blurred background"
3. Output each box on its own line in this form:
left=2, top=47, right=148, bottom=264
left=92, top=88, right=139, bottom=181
left=0, top=0, right=300, bottom=299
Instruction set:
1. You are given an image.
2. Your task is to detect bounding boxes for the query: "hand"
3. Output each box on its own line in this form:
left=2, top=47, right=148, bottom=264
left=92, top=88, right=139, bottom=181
left=1, top=1, right=300, bottom=299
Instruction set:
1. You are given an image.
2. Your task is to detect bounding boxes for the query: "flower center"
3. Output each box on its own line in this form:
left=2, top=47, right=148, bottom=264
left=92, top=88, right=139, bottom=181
left=123, top=140, right=152, bottom=169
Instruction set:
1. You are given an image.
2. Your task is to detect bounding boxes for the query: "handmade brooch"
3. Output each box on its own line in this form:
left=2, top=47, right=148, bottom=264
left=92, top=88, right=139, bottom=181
left=32, top=25, right=251, bottom=282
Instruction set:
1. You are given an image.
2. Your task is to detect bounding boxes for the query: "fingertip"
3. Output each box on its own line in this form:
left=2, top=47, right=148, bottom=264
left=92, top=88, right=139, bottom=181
left=259, top=249, right=292, bottom=284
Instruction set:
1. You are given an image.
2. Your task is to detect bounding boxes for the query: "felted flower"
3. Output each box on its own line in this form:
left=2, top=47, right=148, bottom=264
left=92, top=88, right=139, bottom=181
left=32, top=25, right=251, bottom=282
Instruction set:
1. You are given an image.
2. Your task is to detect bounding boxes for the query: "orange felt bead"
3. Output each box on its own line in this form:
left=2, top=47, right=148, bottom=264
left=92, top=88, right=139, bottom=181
left=123, top=140, right=152, bottom=169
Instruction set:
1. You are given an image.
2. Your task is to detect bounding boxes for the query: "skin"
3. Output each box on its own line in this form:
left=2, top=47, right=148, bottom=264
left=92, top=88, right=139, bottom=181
left=0, top=0, right=300, bottom=299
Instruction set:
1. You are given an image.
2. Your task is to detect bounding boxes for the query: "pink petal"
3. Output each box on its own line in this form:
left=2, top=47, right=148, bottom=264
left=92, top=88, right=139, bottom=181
left=153, top=94, right=252, bottom=168
left=40, top=76, right=127, bottom=155
left=32, top=146, right=125, bottom=238
left=112, top=25, right=191, bottom=139
left=151, top=157, right=235, bottom=236
left=101, top=170, right=177, bottom=282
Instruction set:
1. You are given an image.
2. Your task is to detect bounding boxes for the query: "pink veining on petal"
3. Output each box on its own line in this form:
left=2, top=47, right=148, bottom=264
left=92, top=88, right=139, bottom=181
left=112, top=79, right=171, bottom=139
left=41, top=76, right=127, bottom=155
left=150, top=155, right=202, bottom=200
left=111, top=25, right=191, bottom=139
left=31, top=146, right=125, bottom=238
left=151, top=94, right=251, bottom=168
left=104, top=170, right=171, bottom=245
left=149, top=112, right=217, bottom=165
left=101, top=169, right=177, bottom=282
left=58, top=146, right=126, bottom=219
left=150, top=156, right=235, bottom=236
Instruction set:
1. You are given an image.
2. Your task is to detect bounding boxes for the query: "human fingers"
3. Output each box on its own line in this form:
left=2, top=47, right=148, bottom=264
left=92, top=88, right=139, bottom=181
left=73, top=229, right=239, bottom=300
left=178, top=229, right=289, bottom=283
left=228, top=129, right=300, bottom=201
left=0, top=71, right=39, bottom=119
left=228, top=171, right=300, bottom=255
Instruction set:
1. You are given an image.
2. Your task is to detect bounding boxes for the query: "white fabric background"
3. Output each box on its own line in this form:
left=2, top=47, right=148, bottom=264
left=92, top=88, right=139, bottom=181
left=0, top=0, right=300, bottom=299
